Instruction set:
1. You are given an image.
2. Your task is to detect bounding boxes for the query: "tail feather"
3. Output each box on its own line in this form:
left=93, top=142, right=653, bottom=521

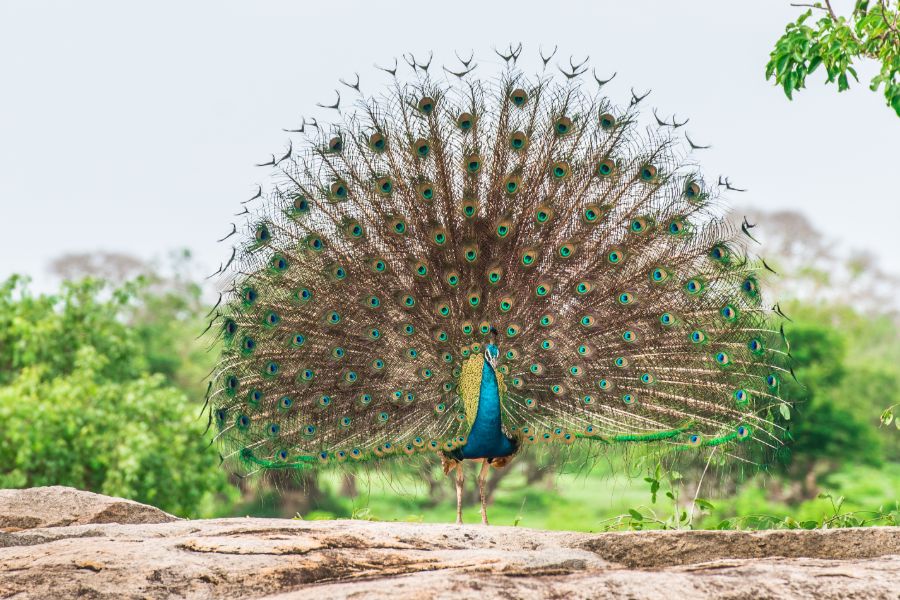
left=208, top=49, right=790, bottom=473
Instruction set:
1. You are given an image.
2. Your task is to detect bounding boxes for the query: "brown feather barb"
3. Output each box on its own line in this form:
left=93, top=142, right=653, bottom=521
left=208, top=47, right=789, bottom=484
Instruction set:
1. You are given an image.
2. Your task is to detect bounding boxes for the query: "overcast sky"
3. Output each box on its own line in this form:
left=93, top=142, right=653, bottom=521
left=1, top=0, right=897, bottom=292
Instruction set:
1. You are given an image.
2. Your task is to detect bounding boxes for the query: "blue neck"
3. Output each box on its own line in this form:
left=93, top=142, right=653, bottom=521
left=460, top=360, right=515, bottom=459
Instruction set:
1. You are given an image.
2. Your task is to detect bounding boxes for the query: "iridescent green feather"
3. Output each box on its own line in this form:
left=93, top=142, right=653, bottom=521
left=207, top=48, right=790, bottom=475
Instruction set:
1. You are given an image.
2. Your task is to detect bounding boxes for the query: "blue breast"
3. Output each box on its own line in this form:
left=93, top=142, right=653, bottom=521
left=459, top=360, right=516, bottom=460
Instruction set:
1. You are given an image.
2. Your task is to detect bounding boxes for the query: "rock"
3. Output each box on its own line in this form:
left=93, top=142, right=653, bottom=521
left=0, top=486, right=178, bottom=532
left=0, top=487, right=898, bottom=599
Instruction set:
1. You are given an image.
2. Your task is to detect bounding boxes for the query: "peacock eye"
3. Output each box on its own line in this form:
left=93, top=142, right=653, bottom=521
left=369, top=132, right=387, bottom=152
left=551, top=161, right=570, bottom=180
left=413, top=138, right=430, bottom=157
left=254, top=223, right=271, bottom=244
left=650, top=267, right=669, bottom=283
left=630, top=217, right=653, bottom=234
left=376, top=176, right=393, bottom=195
left=685, top=278, right=704, bottom=295
left=461, top=198, right=479, bottom=218
left=223, top=319, right=238, bottom=337
left=554, top=116, right=573, bottom=136
left=710, top=243, right=730, bottom=262
left=721, top=304, right=738, bottom=321
left=684, top=179, right=702, bottom=200
left=597, top=158, right=615, bottom=177
left=510, top=131, right=528, bottom=150
left=417, top=96, right=435, bottom=114
left=510, top=88, right=528, bottom=107
left=292, top=194, right=309, bottom=214
left=535, top=205, right=553, bottom=223
left=391, top=218, right=407, bottom=234
left=418, top=183, right=434, bottom=200
left=329, top=180, right=349, bottom=201
left=521, top=248, right=538, bottom=266
left=640, top=164, right=658, bottom=182
left=668, top=219, right=686, bottom=235
left=504, top=175, right=521, bottom=195
left=583, top=204, right=603, bottom=224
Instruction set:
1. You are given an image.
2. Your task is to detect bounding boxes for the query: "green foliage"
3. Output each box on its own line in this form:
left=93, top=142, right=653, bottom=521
left=606, top=465, right=692, bottom=530
left=780, top=319, right=881, bottom=472
left=0, top=276, right=233, bottom=517
left=700, top=464, right=900, bottom=530
left=0, top=276, right=146, bottom=386
left=881, top=403, right=900, bottom=430
left=773, top=300, right=900, bottom=480
left=767, top=1, right=900, bottom=116
left=717, top=492, right=898, bottom=529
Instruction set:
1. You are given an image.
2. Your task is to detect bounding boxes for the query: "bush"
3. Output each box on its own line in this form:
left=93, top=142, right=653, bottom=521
left=0, top=276, right=234, bottom=517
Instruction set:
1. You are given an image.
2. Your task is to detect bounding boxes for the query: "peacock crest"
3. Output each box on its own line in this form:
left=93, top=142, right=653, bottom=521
left=206, top=46, right=792, bottom=487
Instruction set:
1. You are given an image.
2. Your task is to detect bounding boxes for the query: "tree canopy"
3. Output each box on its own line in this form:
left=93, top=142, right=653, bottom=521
left=0, top=276, right=233, bottom=517
left=768, top=1, right=900, bottom=117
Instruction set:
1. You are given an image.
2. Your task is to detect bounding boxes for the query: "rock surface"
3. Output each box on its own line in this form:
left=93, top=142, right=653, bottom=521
left=0, top=486, right=178, bottom=532
left=0, top=487, right=898, bottom=599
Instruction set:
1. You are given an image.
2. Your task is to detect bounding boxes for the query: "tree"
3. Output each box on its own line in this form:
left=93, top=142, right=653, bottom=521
left=0, top=276, right=234, bottom=517
left=767, top=1, right=900, bottom=117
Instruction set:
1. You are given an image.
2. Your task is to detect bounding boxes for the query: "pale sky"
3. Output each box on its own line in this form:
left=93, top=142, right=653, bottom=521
left=1, top=0, right=897, bottom=292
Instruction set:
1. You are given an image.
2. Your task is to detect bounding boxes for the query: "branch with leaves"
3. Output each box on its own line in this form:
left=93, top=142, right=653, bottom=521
left=881, top=403, right=900, bottom=431
left=767, top=1, right=900, bottom=116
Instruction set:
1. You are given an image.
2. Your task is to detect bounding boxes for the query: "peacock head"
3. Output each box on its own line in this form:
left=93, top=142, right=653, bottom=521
left=485, top=344, right=499, bottom=369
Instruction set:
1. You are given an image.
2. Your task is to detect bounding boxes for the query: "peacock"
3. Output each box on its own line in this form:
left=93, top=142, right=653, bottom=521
left=206, top=46, right=791, bottom=525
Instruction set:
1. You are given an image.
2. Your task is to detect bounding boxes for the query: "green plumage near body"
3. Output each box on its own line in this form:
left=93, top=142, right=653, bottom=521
left=207, top=46, right=791, bottom=525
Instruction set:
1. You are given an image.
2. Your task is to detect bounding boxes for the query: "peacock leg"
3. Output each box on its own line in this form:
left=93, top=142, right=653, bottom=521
left=478, top=459, right=490, bottom=525
left=455, top=462, right=465, bottom=525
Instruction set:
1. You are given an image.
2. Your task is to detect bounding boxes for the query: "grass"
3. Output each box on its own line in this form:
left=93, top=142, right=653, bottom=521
left=230, top=458, right=900, bottom=532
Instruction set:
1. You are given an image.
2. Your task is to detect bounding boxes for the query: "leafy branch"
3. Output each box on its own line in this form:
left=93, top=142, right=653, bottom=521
left=767, top=1, right=900, bottom=116
left=881, top=403, right=900, bottom=431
